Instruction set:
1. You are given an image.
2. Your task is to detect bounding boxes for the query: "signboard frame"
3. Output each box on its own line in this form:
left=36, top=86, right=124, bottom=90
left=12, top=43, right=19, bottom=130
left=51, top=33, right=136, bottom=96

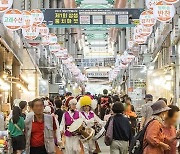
left=42, top=8, right=144, bottom=28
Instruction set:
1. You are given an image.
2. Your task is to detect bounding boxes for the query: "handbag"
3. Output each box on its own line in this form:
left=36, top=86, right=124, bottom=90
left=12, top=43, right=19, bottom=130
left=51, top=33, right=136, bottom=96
left=104, top=116, right=114, bottom=146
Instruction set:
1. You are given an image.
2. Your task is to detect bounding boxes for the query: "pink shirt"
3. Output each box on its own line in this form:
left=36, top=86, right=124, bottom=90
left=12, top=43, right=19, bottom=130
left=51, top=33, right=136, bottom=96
left=163, top=126, right=177, bottom=154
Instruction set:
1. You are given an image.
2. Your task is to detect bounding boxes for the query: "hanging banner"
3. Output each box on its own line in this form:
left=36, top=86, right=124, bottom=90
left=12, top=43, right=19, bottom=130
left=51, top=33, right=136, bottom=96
left=49, top=33, right=57, bottom=44
left=134, top=25, right=152, bottom=37
left=26, top=35, right=42, bottom=46
left=146, top=0, right=161, bottom=10
left=42, top=35, right=50, bottom=46
left=38, top=23, right=49, bottom=36
left=22, top=26, right=40, bottom=40
left=3, top=9, right=23, bottom=31
left=139, top=10, right=156, bottom=27
left=22, top=10, right=33, bottom=29
left=31, top=9, right=44, bottom=26
left=153, top=1, right=175, bottom=22
left=162, top=0, right=179, bottom=3
left=133, top=34, right=147, bottom=44
left=0, top=0, right=13, bottom=13
left=49, top=43, right=61, bottom=53
left=128, top=41, right=135, bottom=49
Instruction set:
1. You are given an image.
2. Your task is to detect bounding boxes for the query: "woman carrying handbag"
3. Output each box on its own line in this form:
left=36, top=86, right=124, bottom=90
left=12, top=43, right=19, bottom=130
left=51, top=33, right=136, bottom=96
left=8, top=106, right=26, bottom=154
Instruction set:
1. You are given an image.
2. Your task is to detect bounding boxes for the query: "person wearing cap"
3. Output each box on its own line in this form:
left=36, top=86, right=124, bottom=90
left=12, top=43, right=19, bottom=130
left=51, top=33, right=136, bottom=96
left=60, top=98, right=84, bottom=154
left=77, top=95, right=103, bottom=154
left=143, top=100, right=179, bottom=154
left=140, top=94, right=153, bottom=129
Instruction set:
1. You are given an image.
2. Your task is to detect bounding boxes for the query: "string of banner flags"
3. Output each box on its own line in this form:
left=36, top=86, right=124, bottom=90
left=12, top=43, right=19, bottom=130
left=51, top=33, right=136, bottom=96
left=0, top=0, right=88, bottom=83
left=109, top=0, right=179, bottom=82
left=0, top=0, right=179, bottom=83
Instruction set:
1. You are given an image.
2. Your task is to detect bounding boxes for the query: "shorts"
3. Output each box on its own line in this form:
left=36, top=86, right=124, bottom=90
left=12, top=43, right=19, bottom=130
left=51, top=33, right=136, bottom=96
left=11, top=135, right=26, bottom=151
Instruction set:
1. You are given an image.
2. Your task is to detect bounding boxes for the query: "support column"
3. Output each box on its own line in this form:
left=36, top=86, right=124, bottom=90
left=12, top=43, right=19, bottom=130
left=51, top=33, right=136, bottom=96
left=44, top=0, right=50, bottom=8
left=12, top=58, right=21, bottom=101
left=120, top=29, right=126, bottom=52
left=13, top=0, right=22, bottom=10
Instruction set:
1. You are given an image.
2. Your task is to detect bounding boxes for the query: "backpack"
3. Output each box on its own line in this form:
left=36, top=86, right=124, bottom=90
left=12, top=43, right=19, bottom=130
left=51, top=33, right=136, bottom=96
left=129, top=119, right=154, bottom=154
left=101, top=97, right=109, bottom=108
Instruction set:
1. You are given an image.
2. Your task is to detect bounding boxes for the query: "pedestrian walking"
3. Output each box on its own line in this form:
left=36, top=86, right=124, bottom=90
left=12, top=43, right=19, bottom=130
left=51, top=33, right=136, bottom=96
left=143, top=100, right=179, bottom=154
left=25, top=98, right=57, bottom=154
left=19, top=101, right=28, bottom=119
left=105, top=102, right=132, bottom=154
left=60, top=98, right=85, bottom=154
left=163, top=105, right=180, bottom=154
left=54, top=99, right=64, bottom=125
left=140, top=94, right=153, bottom=129
left=98, top=89, right=112, bottom=120
left=78, top=95, right=103, bottom=154
left=8, top=106, right=26, bottom=154
left=125, top=104, right=137, bottom=136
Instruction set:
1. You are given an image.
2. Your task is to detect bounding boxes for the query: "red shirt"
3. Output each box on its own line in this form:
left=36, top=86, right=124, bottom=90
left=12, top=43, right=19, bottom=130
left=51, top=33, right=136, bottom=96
left=30, top=116, right=57, bottom=147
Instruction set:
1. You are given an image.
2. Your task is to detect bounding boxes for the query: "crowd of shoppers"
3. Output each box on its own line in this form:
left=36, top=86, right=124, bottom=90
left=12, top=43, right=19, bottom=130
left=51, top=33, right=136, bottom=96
left=4, top=89, right=180, bottom=154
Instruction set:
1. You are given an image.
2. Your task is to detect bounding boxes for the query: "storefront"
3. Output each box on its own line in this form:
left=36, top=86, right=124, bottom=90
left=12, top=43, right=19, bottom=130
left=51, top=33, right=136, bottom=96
left=147, top=67, right=174, bottom=103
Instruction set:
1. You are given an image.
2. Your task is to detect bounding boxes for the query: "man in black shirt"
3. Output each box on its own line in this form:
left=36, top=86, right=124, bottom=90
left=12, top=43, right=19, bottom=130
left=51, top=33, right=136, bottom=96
left=105, top=102, right=132, bottom=154
left=54, top=100, right=64, bottom=124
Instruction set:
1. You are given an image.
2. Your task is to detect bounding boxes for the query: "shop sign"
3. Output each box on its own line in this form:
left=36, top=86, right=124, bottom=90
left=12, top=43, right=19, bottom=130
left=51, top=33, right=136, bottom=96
left=31, top=9, right=44, bottom=26
left=139, top=10, right=156, bottom=27
left=42, top=35, right=50, bottom=46
left=133, top=34, right=147, bottom=44
left=49, top=43, right=61, bottom=53
left=22, top=26, right=40, bottom=40
left=27, top=35, right=42, bottom=46
left=162, top=0, right=179, bottom=4
left=153, top=1, right=175, bottom=22
left=22, top=10, right=33, bottom=29
left=0, top=0, right=13, bottom=13
left=146, top=0, right=161, bottom=10
left=3, top=9, right=23, bottom=31
left=38, top=23, right=49, bottom=36
left=134, top=24, right=152, bottom=37
left=49, top=33, right=57, bottom=44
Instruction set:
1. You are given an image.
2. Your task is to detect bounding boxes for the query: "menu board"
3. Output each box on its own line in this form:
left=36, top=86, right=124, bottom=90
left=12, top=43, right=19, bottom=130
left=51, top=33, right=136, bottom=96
left=42, top=8, right=144, bottom=27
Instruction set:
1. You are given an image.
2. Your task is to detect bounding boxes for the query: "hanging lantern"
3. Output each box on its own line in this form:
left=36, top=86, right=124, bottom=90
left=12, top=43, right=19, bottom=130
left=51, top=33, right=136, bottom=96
left=49, top=43, right=61, bottom=53
left=0, top=0, right=13, bottom=13
left=38, top=23, right=49, bottom=36
left=134, top=25, right=152, bottom=37
left=139, top=10, right=156, bottom=27
left=146, top=0, right=161, bottom=10
left=162, top=0, right=179, bottom=4
left=42, top=35, right=50, bottom=46
left=31, top=9, right=44, bottom=26
left=22, top=10, right=33, bottom=29
left=49, top=33, right=57, bottom=44
left=128, top=41, right=135, bottom=49
left=26, top=35, right=42, bottom=46
left=22, top=26, right=40, bottom=40
left=3, top=9, right=23, bottom=31
left=153, top=1, right=175, bottom=22
left=133, top=34, right=147, bottom=44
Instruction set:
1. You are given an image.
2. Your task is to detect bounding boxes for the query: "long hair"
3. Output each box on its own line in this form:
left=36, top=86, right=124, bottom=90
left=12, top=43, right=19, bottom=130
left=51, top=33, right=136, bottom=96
left=12, top=106, right=21, bottom=124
